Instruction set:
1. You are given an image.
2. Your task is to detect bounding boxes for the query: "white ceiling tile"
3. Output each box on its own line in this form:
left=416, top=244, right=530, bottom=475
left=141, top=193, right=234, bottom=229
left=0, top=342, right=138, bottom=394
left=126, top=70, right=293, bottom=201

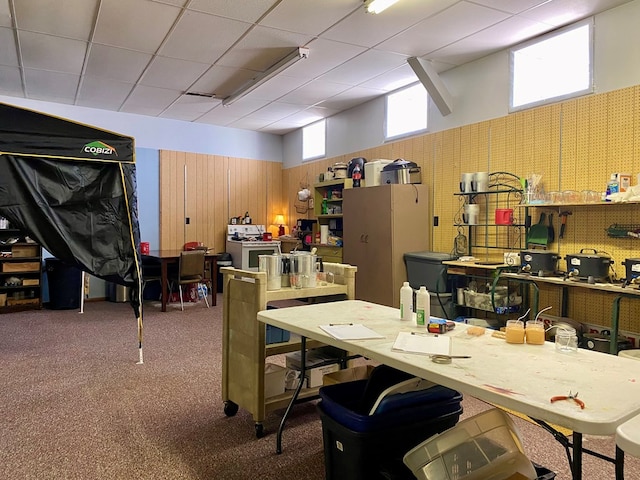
left=187, top=0, right=276, bottom=23
left=215, top=98, right=265, bottom=116
left=121, top=84, right=182, bottom=112
left=239, top=74, right=309, bottom=101
left=471, top=0, right=551, bottom=14
left=321, top=0, right=459, bottom=47
left=318, top=49, right=408, bottom=86
left=189, top=65, right=257, bottom=98
left=316, top=85, right=386, bottom=110
left=519, top=0, right=632, bottom=26
left=217, top=25, right=314, bottom=70
left=141, top=56, right=210, bottom=90
left=23, top=69, right=78, bottom=101
left=282, top=38, right=367, bottom=80
left=0, top=27, right=18, bottom=66
left=77, top=75, right=134, bottom=110
left=278, top=79, right=351, bottom=105
left=250, top=102, right=305, bottom=121
left=0, top=66, right=24, bottom=96
left=197, top=104, right=242, bottom=125
left=359, top=64, right=420, bottom=91
left=18, top=31, right=87, bottom=73
left=14, top=0, right=98, bottom=40
left=160, top=94, right=221, bottom=121
left=228, top=116, right=280, bottom=131
left=85, top=45, right=152, bottom=83
left=93, top=0, right=180, bottom=53
left=159, top=10, right=251, bottom=63
left=261, top=0, right=359, bottom=35
left=0, top=0, right=12, bottom=27
left=378, top=2, right=511, bottom=57
left=430, top=16, right=553, bottom=65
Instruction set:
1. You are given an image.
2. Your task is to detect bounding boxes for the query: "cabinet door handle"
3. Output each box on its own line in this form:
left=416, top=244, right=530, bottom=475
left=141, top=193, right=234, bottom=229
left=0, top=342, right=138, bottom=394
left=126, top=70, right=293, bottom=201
left=364, top=234, right=368, bottom=243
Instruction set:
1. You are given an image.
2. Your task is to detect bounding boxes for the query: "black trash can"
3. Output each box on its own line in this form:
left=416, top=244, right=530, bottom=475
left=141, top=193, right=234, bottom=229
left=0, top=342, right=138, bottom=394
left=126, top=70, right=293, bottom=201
left=45, top=258, right=82, bottom=310
left=216, top=253, right=232, bottom=293
left=317, top=365, right=462, bottom=480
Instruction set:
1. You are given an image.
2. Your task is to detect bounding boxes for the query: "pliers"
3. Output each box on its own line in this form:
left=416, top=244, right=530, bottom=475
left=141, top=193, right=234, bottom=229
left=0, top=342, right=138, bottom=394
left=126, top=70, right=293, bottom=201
left=550, top=391, right=585, bottom=409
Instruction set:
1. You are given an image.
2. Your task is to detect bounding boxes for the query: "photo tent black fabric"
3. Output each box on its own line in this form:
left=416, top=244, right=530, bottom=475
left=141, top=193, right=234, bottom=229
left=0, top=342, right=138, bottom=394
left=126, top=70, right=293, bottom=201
left=0, top=102, right=145, bottom=361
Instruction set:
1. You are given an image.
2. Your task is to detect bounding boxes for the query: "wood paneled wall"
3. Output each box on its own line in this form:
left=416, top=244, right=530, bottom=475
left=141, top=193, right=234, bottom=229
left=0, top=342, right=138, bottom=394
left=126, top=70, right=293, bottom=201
left=159, top=151, right=283, bottom=253
left=283, top=84, right=640, bottom=333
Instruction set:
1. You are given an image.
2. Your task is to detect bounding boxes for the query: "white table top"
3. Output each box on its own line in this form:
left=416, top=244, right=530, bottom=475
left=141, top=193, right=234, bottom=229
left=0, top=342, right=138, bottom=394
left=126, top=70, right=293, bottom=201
left=258, top=300, right=640, bottom=436
left=617, top=414, right=640, bottom=457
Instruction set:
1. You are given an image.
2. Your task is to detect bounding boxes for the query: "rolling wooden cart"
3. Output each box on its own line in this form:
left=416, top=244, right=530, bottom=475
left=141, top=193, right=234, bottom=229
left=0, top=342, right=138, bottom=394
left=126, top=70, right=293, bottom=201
left=220, top=263, right=357, bottom=437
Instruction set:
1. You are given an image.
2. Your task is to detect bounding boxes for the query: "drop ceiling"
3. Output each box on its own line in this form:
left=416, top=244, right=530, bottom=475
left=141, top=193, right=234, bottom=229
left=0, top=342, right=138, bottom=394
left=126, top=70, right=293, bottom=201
left=0, top=0, right=632, bottom=135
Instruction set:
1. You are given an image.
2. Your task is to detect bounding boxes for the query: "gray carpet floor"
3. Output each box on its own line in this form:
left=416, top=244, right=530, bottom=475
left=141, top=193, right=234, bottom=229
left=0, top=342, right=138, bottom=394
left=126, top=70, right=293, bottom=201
left=0, top=296, right=638, bottom=479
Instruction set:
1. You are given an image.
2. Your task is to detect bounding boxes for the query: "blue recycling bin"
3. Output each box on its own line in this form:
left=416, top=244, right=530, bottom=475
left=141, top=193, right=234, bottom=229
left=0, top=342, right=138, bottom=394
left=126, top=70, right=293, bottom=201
left=45, top=258, right=82, bottom=309
left=317, top=365, right=462, bottom=480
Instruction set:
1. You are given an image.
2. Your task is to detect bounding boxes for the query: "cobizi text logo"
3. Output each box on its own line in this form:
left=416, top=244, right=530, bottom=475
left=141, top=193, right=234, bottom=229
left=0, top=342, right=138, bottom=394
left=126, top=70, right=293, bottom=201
left=83, top=141, right=118, bottom=156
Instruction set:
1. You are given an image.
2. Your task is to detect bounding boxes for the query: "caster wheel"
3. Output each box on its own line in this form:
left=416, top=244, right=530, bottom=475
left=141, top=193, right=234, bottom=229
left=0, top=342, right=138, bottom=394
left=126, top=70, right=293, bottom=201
left=223, top=401, right=238, bottom=417
left=255, top=423, right=264, bottom=438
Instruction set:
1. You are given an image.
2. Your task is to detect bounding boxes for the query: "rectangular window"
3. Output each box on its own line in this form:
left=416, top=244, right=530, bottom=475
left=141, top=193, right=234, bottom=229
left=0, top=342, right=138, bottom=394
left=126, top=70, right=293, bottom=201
left=302, top=119, right=326, bottom=160
left=510, top=19, right=593, bottom=111
left=385, top=83, right=428, bottom=140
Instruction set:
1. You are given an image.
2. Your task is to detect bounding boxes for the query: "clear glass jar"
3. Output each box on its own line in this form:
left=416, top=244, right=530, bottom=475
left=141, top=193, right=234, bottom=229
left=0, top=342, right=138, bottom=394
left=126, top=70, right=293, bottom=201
left=555, top=327, right=578, bottom=353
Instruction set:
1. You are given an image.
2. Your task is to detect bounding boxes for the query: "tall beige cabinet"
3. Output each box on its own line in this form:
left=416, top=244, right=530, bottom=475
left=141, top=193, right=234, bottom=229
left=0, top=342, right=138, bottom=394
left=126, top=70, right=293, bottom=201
left=343, top=184, right=430, bottom=307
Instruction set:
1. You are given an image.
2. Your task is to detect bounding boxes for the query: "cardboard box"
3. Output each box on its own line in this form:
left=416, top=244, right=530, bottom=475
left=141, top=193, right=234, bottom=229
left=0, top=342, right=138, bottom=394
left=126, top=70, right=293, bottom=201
left=286, top=346, right=343, bottom=387
left=22, top=278, right=40, bottom=286
left=2, top=262, right=40, bottom=273
left=322, top=364, right=376, bottom=386
left=0, top=293, right=6, bottom=307
left=12, top=245, right=39, bottom=258
left=264, top=363, right=286, bottom=398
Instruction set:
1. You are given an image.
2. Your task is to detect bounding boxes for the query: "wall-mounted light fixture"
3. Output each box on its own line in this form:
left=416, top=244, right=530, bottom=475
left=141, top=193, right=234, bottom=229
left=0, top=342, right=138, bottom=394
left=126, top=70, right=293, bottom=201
left=222, top=47, right=309, bottom=106
left=364, top=0, right=400, bottom=14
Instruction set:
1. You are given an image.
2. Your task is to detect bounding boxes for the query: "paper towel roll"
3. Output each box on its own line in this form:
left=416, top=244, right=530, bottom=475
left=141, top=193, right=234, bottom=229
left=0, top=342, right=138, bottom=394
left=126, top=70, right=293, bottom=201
left=320, top=225, right=329, bottom=244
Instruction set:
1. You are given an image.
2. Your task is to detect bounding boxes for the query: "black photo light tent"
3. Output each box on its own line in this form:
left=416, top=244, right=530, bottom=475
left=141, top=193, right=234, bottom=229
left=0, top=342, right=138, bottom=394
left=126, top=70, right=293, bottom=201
left=0, top=102, right=145, bottom=363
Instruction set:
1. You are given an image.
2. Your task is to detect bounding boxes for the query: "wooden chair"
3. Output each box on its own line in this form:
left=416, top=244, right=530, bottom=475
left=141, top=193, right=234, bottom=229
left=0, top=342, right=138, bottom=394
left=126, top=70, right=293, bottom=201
left=170, top=250, right=210, bottom=311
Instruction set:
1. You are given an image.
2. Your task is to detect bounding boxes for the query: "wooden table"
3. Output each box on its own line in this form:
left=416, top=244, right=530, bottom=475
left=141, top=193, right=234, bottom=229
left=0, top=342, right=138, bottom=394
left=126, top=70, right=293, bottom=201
left=258, top=300, right=640, bottom=479
left=144, top=250, right=217, bottom=311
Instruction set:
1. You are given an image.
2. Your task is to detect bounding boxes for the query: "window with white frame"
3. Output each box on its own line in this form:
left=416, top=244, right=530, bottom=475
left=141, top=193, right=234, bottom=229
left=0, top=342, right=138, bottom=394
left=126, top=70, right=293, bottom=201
left=510, top=19, right=593, bottom=111
left=302, top=119, right=326, bottom=160
left=385, top=83, right=428, bottom=140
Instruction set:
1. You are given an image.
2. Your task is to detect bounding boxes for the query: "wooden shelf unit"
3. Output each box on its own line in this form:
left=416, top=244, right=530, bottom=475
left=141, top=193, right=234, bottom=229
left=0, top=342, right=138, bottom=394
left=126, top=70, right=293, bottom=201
left=0, top=229, right=43, bottom=313
left=220, top=263, right=357, bottom=436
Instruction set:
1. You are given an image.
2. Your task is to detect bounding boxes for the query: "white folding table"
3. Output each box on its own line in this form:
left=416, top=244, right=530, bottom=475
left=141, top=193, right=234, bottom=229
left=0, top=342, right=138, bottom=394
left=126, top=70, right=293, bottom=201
left=258, top=300, right=640, bottom=480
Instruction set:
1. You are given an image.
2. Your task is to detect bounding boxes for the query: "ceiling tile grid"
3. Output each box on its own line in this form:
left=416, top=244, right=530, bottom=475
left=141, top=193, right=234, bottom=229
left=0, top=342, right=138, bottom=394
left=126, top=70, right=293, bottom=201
left=0, top=0, right=633, bottom=134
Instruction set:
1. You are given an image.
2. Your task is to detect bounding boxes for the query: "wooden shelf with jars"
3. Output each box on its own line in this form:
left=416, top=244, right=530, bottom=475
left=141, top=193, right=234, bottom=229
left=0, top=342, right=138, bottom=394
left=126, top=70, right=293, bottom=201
left=0, top=227, right=43, bottom=313
left=312, top=179, right=353, bottom=263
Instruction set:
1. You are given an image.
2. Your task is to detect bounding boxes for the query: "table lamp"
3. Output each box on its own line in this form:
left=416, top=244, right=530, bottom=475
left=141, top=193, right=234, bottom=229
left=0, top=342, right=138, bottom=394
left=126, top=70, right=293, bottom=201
left=274, top=214, right=286, bottom=237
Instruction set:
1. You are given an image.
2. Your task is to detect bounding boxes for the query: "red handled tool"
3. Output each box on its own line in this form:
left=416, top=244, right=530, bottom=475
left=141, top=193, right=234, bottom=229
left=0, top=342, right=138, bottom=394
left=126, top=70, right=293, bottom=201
left=550, top=391, right=585, bottom=409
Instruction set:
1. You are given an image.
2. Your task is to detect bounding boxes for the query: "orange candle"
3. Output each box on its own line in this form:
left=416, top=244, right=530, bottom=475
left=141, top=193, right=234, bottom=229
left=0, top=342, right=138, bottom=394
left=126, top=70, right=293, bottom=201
left=505, top=320, right=525, bottom=344
left=525, top=322, right=545, bottom=345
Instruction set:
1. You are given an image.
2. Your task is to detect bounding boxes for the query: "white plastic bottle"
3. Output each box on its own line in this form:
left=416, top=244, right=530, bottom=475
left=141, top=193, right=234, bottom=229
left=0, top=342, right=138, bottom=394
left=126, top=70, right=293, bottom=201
left=415, top=286, right=430, bottom=326
left=400, top=282, right=413, bottom=321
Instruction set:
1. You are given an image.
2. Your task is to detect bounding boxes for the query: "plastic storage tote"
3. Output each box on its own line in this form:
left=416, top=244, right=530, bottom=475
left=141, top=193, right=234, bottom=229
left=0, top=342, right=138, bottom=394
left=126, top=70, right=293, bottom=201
left=403, top=408, right=538, bottom=480
left=317, top=365, right=462, bottom=480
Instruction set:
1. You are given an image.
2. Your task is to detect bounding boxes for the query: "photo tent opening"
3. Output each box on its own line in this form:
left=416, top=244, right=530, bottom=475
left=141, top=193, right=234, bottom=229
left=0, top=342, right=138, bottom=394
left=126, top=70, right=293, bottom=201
left=0, top=102, right=145, bottom=363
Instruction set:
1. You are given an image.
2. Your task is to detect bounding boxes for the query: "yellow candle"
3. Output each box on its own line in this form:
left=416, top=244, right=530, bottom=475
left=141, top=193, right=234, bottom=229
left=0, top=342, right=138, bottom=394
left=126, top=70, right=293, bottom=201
left=505, top=320, right=525, bottom=344
left=525, top=323, right=545, bottom=345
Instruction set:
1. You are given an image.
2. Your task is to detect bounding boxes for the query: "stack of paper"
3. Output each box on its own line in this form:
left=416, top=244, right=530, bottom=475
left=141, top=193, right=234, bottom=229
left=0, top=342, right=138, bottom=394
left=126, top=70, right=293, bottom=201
left=392, top=331, right=451, bottom=356
left=319, top=324, right=385, bottom=340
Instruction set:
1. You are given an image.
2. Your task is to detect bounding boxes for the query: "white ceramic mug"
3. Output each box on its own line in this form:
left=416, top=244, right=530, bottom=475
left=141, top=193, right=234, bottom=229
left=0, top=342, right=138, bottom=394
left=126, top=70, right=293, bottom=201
left=460, top=173, right=473, bottom=193
left=473, top=172, right=489, bottom=192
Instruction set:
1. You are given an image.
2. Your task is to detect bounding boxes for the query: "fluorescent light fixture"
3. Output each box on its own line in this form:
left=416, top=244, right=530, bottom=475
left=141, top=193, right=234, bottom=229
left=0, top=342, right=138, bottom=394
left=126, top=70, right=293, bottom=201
left=364, top=0, right=400, bottom=14
left=222, top=47, right=309, bottom=106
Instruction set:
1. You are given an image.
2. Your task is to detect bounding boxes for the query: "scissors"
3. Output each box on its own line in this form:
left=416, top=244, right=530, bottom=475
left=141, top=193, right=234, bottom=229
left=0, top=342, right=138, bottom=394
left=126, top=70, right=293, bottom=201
left=430, top=354, right=471, bottom=364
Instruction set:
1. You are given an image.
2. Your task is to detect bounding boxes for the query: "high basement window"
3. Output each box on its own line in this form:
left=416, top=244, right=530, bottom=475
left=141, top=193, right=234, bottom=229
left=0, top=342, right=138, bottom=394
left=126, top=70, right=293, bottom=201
left=385, top=82, right=428, bottom=140
left=510, top=18, right=593, bottom=111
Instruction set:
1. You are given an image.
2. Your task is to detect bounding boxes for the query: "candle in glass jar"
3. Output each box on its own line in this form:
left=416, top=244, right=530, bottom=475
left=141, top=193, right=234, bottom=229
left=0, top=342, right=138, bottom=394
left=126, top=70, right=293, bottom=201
left=525, top=322, right=545, bottom=345
left=505, top=320, right=525, bottom=344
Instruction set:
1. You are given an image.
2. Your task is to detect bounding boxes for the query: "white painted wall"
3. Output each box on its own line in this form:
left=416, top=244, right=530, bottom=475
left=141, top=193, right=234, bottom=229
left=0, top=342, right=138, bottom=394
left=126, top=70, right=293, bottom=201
left=283, top=0, right=640, bottom=166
